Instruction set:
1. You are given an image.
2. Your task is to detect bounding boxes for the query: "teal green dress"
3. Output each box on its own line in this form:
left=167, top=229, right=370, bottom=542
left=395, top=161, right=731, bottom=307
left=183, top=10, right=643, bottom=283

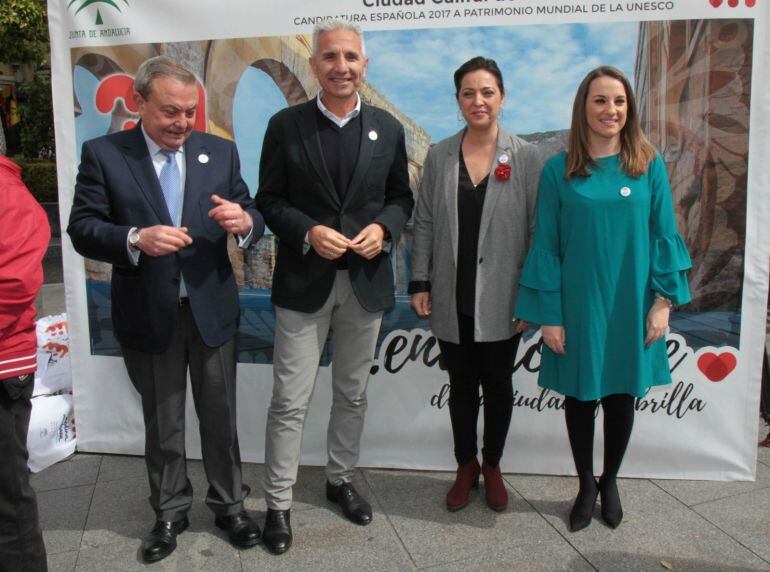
left=515, top=152, right=691, bottom=400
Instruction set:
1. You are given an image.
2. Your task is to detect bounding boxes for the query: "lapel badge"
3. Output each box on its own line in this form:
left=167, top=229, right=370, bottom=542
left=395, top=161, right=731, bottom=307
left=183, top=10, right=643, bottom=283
left=368, top=130, right=378, bottom=141
left=620, top=186, right=631, bottom=197
left=498, top=153, right=509, bottom=164
left=198, top=153, right=209, bottom=164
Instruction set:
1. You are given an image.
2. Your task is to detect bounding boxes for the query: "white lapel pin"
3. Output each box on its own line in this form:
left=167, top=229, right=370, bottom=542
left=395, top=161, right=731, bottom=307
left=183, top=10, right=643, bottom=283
left=498, top=153, right=509, bottom=164
left=620, top=186, right=631, bottom=197
left=198, top=153, right=209, bottom=164
left=368, top=130, right=378, bottom=141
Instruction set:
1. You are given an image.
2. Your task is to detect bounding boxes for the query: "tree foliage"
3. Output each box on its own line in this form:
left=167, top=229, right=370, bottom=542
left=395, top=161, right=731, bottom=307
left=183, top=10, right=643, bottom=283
left=0, top=0, right=49, bottom=66
left=18, top=72, right=54, bottom=158
left=0, top=0, right=53, bottom=158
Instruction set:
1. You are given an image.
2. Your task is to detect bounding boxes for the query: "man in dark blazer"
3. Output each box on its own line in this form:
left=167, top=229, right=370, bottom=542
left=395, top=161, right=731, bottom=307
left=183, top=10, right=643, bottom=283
left=255, top=19, right=414, bottom=554
left=68, top=56, right=264, bottom=563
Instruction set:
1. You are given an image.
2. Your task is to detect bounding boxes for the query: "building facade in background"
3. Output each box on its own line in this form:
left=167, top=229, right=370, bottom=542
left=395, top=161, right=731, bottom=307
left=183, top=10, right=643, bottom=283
left=635, top=19, right=753, bottom=311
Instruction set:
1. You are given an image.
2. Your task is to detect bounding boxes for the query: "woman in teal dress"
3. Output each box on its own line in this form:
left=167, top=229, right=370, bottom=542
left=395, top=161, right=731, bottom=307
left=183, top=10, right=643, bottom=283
left=515, top=66, right=691, bottom=532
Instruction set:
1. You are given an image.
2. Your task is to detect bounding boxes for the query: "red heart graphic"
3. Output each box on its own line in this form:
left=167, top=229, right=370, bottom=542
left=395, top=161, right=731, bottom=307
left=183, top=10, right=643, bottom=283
left=728, top=0, right=739, bottom=6
left=709, top=0, right=723, bottom=6
left=697, top=352, right=737, bottom=382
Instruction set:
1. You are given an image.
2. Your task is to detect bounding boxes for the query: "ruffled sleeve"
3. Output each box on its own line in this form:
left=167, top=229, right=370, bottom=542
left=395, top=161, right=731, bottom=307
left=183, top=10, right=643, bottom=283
left=515, top=158, right=564, bottom=326
left=517, top=248, right=563, bottom=325
left=651, top=234, right=691, bottom=305
left=649, top=155, right=692, bottom=306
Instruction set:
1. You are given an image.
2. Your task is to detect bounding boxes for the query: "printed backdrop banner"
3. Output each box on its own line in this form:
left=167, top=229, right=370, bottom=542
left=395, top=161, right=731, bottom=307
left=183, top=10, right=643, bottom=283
left=48, top=0, right=770, bottom=479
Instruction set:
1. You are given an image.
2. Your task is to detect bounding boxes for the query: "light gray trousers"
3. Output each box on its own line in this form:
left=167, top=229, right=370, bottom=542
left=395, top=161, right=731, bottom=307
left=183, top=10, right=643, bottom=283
left=263, top=271, right=383, bottom=510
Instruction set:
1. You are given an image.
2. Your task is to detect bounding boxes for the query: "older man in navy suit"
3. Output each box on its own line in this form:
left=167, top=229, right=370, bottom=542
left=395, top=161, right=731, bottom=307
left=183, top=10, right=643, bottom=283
left=68, top=56, right=264, bottom=563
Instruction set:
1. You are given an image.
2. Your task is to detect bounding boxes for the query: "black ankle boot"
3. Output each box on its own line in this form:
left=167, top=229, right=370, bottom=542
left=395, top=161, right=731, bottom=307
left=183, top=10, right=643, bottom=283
left=569, top=479, right=598, bottom=532
left=599, top=476, right=623, bottom=528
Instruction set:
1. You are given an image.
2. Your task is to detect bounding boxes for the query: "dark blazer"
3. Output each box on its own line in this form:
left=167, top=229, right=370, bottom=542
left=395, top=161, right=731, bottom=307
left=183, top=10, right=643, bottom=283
left=68, top=126, right=264, bottom=353
left=255, top=98, right=414, bottom=313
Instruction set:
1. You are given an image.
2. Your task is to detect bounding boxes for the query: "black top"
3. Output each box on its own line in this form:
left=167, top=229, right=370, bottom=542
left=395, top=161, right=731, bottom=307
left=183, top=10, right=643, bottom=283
left=456, top=149, right=488, bottom=317
left=316, top=106, right=362, bottom=269
left=316, top=106, right=362, bottom=203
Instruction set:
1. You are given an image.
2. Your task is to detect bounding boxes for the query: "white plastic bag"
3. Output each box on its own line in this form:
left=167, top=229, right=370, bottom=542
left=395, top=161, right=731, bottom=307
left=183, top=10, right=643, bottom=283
left=28, top=313, right=76, bottom=472
left=33, top=313, right=71, bottom=396
left=27, top=393, right=76, bottom=473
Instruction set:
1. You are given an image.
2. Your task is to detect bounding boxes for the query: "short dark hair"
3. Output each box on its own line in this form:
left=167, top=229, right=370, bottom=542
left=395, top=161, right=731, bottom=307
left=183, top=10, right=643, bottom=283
left=453, top=57, right=505, bottom=97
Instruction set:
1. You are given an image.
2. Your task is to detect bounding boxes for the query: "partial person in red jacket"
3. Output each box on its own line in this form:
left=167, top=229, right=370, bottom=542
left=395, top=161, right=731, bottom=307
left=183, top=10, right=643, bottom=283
left=0, top=153, right=50, bottom=571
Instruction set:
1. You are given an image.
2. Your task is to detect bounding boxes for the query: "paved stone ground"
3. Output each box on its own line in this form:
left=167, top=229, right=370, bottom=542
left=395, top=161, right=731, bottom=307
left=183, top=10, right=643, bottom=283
left=31, top=275, right=770, bottom=570
left=32, top=430, right=770, bottom=572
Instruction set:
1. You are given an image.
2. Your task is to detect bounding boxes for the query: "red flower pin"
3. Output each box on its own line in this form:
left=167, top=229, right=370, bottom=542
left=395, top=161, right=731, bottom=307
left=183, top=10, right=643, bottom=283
left=495, top=163, right=511, bottom=181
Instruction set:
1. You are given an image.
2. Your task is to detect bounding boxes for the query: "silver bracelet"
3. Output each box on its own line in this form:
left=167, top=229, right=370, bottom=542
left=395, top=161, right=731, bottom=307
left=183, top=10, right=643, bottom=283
left=654, top=292, right=673, bottom=308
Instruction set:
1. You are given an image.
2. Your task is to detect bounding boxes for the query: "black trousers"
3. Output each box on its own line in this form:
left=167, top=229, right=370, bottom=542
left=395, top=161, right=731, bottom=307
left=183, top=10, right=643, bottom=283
left=437, top=314, right=520, bottom=467
left=0, top=375, right=47, bottom=572
left=121, top=304, right=248, bottom=522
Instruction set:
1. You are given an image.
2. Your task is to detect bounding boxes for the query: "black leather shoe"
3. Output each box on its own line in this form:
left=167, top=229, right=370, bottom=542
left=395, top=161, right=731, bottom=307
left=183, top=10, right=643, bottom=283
left=599, top=476, right=624, bottom=529
left=142, top=517, right=189, bottom=563
left=215, top=510, right=261, bottom=548
left=569, top=480, right=598, bottom=533
left=325, top=480, right=373, bottom=525
left=263, top=509, right=292, bottom=555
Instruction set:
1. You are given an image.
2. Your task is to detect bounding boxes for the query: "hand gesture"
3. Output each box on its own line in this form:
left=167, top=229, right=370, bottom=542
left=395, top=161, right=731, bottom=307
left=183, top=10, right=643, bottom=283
left=411, top=292, right=432, bottom=317
left=542, top=325, right=566, bottom=355
left=644, top=299, right=670, bottom=347
left=208, top=194, right=253, bottom=235
left=308, top=225, right=350, bottom=260
left=349, top=223, right=385, bottom=260
left=135, top=225, right=192, bottom=256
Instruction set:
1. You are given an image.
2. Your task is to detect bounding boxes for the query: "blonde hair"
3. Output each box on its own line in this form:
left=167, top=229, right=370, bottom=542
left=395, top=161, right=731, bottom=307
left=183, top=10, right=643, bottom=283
left=566, top=66, right=656, bottom=179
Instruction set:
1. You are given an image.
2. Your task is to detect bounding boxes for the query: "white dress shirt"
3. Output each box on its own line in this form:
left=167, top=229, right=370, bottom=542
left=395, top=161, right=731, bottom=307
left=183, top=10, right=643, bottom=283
left=316, top=91, right=361, bottom=128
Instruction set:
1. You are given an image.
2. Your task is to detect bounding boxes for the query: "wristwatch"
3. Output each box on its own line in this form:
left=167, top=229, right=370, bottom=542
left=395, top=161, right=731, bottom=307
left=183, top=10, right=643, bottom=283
left=128, top=227, right=142, bottom=251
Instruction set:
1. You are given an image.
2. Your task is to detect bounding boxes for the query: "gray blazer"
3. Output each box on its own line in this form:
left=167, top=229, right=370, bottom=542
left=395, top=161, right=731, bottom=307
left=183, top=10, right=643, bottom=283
left=410, top=127, right=543, bottom=343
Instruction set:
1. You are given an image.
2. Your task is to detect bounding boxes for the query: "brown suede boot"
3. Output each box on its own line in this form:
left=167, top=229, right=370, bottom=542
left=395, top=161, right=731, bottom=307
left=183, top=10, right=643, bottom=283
left=481, top=461, right=508, bottom=512
left=446, top=458, right=481, bottom=511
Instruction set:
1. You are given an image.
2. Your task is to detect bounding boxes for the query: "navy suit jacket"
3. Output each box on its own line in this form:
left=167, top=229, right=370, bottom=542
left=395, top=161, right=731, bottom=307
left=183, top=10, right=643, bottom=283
left=255, top=99, right=414, bottom=313
left=68, top=126, right=264, bottom=353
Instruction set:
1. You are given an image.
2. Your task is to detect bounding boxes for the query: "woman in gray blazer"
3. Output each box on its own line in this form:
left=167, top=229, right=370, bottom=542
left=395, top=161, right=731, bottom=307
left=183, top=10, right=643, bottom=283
left=409, top=57, right=542, bottom=512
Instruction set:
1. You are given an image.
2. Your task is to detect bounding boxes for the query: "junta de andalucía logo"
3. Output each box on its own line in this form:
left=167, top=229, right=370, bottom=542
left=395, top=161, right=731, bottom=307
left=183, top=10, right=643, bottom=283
left=68, top=0, right=129, bottom=25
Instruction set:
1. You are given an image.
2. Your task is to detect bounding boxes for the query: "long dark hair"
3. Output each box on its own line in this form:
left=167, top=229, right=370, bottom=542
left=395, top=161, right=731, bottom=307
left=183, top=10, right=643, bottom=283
left=566, top=66, right=655, bottom=179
